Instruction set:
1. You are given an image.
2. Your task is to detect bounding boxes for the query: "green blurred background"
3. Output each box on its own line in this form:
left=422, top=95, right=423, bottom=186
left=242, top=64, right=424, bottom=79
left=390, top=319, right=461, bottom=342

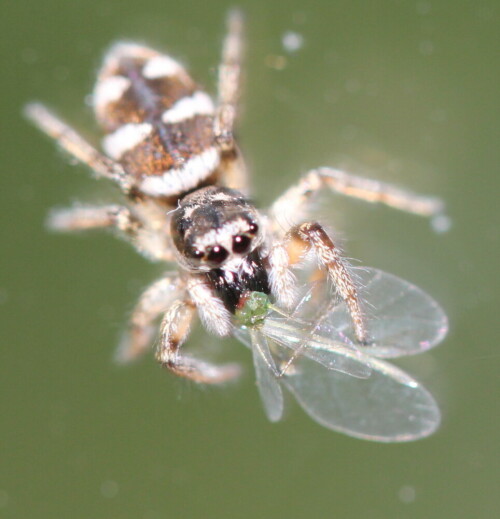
left=1, top=1, right=498, bottom=517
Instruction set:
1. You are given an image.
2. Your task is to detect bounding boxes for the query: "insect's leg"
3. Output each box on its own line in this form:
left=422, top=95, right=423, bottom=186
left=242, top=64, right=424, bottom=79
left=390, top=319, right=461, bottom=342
left=213, top=10, right=248, bottom=194
left=47, top=204, right=175, bottom=262
left=270, top=167, right=444, bottom=234
left=116, top=274, right=182, bottom=363
left=25, top=103, right=132, bottom=191
left=156, top=298, right=240, bottom=384
left=287, top=221, right=367, bottom=344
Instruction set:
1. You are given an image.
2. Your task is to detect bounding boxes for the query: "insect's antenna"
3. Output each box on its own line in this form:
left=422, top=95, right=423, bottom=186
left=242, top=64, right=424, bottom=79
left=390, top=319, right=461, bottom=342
left=267, top=304, right=290, bottom=317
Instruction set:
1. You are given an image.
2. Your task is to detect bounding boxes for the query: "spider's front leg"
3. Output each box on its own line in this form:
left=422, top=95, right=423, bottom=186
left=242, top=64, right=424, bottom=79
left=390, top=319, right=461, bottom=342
left=270, top=221, right=367, bottom=344
left=156, top=278, right=240, bottom=384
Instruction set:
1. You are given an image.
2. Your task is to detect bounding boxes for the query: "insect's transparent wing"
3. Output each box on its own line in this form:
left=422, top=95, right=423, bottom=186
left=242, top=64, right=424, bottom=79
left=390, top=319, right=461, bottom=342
left=234, top=320, right=440, bottom=441
left=298, top=267, right=448, bottom=359
left=281, top=346, right=441, bottom=442
left=234, top=327, right=284, bottom=422
left=263, top=318, right=371, bottom=379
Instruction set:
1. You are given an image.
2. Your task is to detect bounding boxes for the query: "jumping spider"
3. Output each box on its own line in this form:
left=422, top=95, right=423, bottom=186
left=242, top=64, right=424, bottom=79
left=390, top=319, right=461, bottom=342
left=26, top=11, right=444, bottom=385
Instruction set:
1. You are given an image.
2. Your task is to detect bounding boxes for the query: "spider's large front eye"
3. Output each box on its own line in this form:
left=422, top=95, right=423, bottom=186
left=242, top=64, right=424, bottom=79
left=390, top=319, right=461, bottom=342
left=206, top=245, right=228, bottom=265
left=232, top=235, right=251, bottom=254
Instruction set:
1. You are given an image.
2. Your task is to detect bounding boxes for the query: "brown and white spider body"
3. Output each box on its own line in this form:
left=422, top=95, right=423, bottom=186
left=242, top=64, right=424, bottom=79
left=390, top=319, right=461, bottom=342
left=26, top=11, right=444, bottom=385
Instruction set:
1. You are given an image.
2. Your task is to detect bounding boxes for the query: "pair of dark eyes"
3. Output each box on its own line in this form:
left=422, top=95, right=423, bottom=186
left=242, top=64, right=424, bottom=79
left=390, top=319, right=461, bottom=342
left=190, top=234, right=253, bottom=266
left=208, top=234, right=252, bottom=264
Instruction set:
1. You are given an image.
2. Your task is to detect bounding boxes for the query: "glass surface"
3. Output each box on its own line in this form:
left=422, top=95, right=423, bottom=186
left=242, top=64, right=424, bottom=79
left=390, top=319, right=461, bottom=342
left=1, top=1, right=498, bottom=517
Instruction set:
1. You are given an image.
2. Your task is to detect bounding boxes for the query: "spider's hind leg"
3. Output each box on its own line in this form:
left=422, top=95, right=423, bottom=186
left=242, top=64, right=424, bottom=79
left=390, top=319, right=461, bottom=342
left=25, top=103, right=132, bottom=191
left=213, top=10, right=248, bottom=194
left=214, top=9, right=243, bottom=153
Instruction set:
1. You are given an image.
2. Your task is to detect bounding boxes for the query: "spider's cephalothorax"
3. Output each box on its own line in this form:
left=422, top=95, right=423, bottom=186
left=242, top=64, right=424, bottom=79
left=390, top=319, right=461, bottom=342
left=171, top=185, right=269, bottom=314
left=26, top=11, right=445, bottom=384
left=171, top=186, right=269, bottom=313
left=171, top=186, right=262, bottom=272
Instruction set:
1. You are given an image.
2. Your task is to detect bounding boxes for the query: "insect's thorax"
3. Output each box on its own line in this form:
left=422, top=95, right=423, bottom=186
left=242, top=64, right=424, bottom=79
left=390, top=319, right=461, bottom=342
left=93, top=43, right=222, bottom=203
left=205, top=248, right=270, bottom=313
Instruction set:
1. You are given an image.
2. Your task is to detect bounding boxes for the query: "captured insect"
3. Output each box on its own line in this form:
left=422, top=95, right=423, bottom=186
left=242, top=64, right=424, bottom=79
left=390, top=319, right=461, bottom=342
left=26, top=11, right=448, bottom=441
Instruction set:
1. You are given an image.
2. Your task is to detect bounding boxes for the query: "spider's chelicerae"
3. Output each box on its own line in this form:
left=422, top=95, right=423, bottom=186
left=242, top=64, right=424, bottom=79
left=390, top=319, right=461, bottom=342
left=26, top=12, right=444, bottom=385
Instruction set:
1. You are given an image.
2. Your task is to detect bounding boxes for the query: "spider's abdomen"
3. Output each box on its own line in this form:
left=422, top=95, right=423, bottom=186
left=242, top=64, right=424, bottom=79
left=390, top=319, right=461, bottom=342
left=92, top=43, right=221, bottom=200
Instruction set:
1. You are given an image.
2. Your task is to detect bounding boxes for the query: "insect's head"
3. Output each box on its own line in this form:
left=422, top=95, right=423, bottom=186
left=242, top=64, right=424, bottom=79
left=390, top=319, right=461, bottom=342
left=171, top=186, right=262, bottom=271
